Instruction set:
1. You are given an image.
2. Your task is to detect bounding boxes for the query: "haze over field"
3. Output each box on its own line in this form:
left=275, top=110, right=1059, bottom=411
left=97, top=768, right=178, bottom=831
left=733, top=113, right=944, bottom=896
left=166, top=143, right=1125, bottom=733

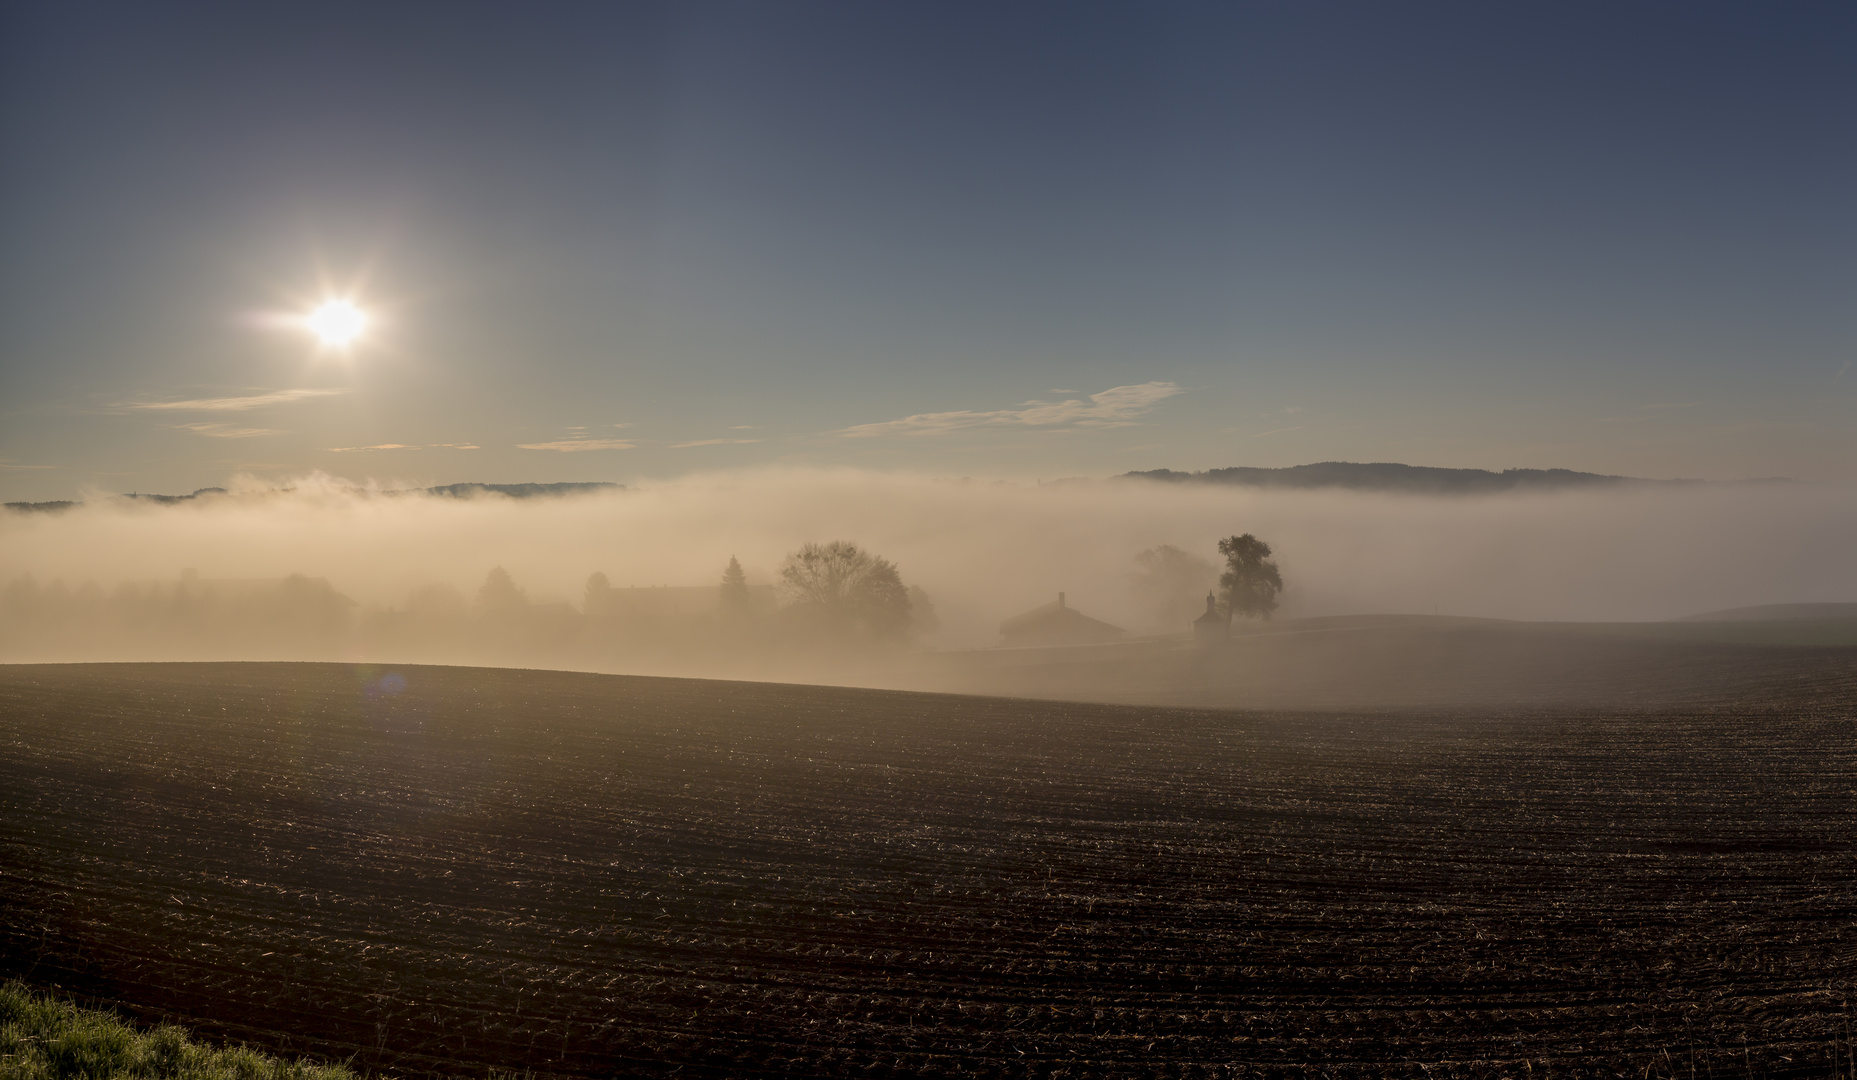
left=5, top=471, right=1854, bottom=662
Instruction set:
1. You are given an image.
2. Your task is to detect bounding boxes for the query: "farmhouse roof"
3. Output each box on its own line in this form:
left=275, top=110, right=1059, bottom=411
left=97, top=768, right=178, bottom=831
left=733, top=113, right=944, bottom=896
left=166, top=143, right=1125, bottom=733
left=999, top=592, right=1124, bottom=646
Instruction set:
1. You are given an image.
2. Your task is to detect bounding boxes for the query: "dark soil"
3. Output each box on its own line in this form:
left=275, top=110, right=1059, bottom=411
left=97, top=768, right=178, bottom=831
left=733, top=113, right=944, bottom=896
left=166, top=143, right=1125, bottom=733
left=2, top=661, right=1855, bottom=1078
left=918, top=620, right=1857, bottom=710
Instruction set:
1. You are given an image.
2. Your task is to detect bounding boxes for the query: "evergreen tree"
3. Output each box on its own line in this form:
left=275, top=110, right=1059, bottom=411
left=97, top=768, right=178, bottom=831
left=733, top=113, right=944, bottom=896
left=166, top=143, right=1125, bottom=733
left=476, top=566, right=527, bottom=614
left=719, top=556, right=750, bottom=612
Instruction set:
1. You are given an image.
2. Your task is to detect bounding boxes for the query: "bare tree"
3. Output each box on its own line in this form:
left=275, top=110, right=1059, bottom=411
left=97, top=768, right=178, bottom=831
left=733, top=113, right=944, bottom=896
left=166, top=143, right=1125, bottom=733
left=777, top=541, right=910, bottom=636
left=1217, top=534, right=1282, bottom=621
left=1129, top=544, right=1217, bottom=629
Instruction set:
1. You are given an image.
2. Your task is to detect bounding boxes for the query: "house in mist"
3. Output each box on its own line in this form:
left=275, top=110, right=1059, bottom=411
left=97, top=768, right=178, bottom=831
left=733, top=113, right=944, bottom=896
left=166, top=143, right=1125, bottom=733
left=999, top=592, right=1123, bottom=648
left=1192, top=593, right=1228, bottom=644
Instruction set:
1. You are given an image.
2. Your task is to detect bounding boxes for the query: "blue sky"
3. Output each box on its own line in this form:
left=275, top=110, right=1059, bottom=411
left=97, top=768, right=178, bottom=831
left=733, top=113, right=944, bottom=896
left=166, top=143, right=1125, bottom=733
left=2, top=1, right=1853, bottom=499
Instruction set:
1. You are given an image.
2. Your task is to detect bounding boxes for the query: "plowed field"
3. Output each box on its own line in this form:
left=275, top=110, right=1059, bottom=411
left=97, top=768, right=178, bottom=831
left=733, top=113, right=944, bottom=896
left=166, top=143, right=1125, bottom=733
left=3, top=662, right=1855, bottom=1078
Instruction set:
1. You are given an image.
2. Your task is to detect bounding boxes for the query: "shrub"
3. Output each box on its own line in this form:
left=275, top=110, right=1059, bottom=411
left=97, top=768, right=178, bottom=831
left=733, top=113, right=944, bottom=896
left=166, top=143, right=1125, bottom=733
left=0, top=982, right=356, bottom=1080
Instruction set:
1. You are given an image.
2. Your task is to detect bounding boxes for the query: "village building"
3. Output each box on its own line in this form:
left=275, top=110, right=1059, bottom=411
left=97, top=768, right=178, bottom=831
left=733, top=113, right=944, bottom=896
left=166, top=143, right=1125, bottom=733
left=998, top=592, right=1124, bottom=648
left=1192, top=593, right=1229, bottom=644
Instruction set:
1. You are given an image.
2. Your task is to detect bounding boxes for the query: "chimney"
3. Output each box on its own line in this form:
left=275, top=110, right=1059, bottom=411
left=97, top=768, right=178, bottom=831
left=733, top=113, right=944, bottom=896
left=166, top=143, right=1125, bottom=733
left=1058, top=592, right=1066, bottom=608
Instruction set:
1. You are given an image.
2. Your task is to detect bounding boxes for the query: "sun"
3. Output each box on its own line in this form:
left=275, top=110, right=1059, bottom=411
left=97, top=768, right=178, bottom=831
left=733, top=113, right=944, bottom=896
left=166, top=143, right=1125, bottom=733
left=305, top=300, right=368, bottom=349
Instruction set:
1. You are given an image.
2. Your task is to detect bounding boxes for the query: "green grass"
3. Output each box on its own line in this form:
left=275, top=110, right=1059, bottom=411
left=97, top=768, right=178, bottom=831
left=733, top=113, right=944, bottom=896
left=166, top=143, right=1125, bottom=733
left=0, top=983, right=355, bottom=1080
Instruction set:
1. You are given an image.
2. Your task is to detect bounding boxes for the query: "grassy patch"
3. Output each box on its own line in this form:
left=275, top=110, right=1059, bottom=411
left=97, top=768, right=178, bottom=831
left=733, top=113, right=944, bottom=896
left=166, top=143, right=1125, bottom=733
left=0, top=982, right=355, bottom=1080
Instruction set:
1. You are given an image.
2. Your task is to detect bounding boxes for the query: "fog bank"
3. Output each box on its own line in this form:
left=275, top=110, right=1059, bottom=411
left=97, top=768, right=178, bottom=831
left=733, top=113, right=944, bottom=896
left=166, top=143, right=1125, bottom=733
left=3, top=469, right=1854, bottom=663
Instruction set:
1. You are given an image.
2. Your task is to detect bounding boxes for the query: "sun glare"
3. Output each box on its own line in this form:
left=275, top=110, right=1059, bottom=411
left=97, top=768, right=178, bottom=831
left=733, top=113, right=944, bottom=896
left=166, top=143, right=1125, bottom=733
left=305, top=300, right=368, bottom=349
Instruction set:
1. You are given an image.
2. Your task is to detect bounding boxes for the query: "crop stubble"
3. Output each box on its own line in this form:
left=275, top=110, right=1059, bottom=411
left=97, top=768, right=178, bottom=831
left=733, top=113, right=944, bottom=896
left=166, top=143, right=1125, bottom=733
left=1, top=661, right=1855, bottom=1078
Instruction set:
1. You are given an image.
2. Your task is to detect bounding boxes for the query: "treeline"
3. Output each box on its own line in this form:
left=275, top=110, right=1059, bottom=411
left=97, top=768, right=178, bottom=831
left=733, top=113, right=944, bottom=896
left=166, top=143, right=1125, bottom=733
left=2, top=535, right=1283, bottom=668
left=1, top=571, right=358, bottom=660
left=0, top=541, right=937, bottom=673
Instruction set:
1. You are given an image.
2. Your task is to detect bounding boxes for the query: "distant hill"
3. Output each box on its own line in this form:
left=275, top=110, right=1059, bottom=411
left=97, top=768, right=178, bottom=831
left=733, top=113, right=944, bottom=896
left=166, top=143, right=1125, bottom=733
left=1676, top=603, right=1857, bottom=623
left=123, top=487, right=229, bottom=505
left=1122, top=462, right=1680, bottom=494
left=422, top=482, right=620, bottom=499
left=4, top=481, right=621, bottom=513
left=1, top=500, right=79, bottom=513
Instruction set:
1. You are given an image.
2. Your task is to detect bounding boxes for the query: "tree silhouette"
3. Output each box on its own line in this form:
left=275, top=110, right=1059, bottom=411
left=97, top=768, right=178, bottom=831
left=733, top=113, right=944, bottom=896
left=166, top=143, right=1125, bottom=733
left=476, top=566, right=527, bottom=615
left=1129, top=544, right=1217, bottom=629
left=583, top=571, right=613, bottom=619
left=1217, top=534, right=1282, bottom=621
left=906, top=585, right=940, bottom=636
left=719, top=556, right=750, bottom=613
left=777, top=541, right=910, bottom=636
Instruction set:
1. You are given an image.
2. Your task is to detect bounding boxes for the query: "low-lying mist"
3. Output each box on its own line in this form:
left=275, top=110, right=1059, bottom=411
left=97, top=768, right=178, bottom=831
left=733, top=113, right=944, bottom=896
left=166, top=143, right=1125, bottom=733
left=4, top=469, right=1854, bottom=676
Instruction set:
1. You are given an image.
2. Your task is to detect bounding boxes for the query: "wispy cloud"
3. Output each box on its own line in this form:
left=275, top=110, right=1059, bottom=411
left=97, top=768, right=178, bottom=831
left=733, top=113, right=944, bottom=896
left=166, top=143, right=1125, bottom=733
left=1251, top=426, right=1302, bottom=438
left=127, top=388, right=348, bottom=412
left=517, top=437, right=637, bottom=452
left=0, top=462, right=54, bottom=470
left=838, top=381, right=1183, bottom=438
left=176, top=423, right=281, bottom=438
left=322, top=442, right=478, bottom=452
left=671, top=438, right=762, bottom=449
